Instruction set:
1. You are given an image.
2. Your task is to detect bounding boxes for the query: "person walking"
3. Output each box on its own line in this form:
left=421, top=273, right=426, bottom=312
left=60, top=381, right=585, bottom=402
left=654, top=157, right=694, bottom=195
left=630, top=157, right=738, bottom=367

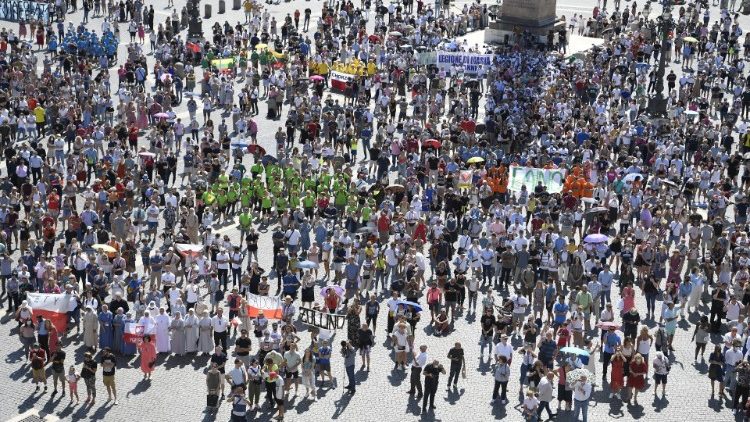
left=572, top=374, right=592, bottom=422
left=50, top=349, right=66, bottom=396
left=422, top=359, right=446, bottom=413
left=652, top=352, right=670, bottom=398
left=446, top=342, right=466, bottom=389
left=409, top=345, right=428, bottom=398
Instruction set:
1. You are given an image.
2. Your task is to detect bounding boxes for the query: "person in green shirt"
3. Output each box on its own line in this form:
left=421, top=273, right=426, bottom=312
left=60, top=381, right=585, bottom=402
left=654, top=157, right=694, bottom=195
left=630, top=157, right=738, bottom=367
left=253, top=180, right=265, bottom=210
left=238, top=208, right=253, bottom=242
left=216, top=190, right=228, bottom=222
left=227, top=184, right=239, bottom=215
left=302, top=191, right=315, bottom=219
left=361, top=203, right=372, bottom=224
left=250, top=162, right=264, bottom=178
left=240, top=188, right=253, bottom=209
left=275, top=195, right=288, bottom=217
left=260, top=191, right=273, bottom=223
left=334, top=189, right=347, bottom=213
left=202, top=189, right=216, bottom=206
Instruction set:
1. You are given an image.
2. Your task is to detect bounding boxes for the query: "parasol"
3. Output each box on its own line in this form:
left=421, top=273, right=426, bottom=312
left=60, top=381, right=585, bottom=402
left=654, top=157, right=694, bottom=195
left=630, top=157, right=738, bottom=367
left=583, top=233, right=608, bottom=244
left=466, top=156, right=485, bottom=164
left=596, top=321, right=621, bottom=330
left=560, top=346, right=590, bottom=357
left=138, top=151, right=156, bottom=158
left=309, top=75, right=325, bottom=82
left=254, top=43, right=268, bottom=50
left=154, top=112, right=170, bottom=119
left=386, top=184, right=405, bottom=193
left=321, top=285, right=345, bottom=297
left=566, top=368, right=593, bottom=384
left=683, top=36, right=699, bottom=43
left=584, top=207, right=608, bottom=215
left=395, top=300, right=423, bottom=312
left=422, top=139, right=441, bottom=149
left=296, top=260, right=319, bottom=269
left=247, top=144, right=266, bottom=155
left=92, top=244, right=117, bottom=253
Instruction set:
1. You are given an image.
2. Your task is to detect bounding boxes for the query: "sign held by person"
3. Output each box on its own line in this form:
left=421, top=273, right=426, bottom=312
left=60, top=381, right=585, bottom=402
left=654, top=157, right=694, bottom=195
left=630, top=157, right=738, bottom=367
left=299, top=307, right=347, bottom=330
left=508, top=166, right=567, bottom=193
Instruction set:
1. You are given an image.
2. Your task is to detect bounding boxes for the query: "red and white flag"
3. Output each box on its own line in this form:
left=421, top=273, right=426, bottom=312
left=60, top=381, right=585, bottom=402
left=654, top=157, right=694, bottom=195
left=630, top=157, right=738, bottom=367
left=124, top=323, right=157, bottom=344
left=27, top=293, right=70, bottom=333
left=330, top=70, right=355, bottom=91
left=246, top=293, right=283, bottom=319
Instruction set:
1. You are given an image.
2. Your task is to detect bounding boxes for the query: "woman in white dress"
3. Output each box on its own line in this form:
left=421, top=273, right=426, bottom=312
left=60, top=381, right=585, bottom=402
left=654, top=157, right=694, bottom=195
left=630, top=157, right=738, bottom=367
left=585, top=339, right=599, bottom=381
left=184, top=309, right=199, bottom=353
left=198, top=310, right=214, bottom=355
left=154, top=307, right=172, bottom=353
left=138, top=310, right=156, bottom=336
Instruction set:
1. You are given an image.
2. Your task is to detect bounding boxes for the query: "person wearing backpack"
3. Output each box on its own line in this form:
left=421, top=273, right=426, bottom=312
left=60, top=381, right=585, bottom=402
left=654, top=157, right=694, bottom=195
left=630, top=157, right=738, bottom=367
left=652, top=351, right=670, bottom=398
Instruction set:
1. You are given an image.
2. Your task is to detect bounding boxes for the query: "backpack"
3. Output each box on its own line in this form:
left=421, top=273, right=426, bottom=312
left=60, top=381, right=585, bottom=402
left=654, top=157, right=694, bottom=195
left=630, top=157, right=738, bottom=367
left=214, top=289, right=225, bottom=302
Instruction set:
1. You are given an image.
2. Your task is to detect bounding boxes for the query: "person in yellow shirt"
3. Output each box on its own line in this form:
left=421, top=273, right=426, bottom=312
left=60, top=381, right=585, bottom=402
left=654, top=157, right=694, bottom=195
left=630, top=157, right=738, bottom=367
left=34, top=104, right=46, bottom=136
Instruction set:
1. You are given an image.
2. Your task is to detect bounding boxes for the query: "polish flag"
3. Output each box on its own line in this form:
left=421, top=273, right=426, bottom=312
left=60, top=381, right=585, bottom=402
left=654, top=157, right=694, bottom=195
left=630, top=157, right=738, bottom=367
left=246, top=293, right=283, bottom=319
left=330, top=70, right=355, bottom=92
left=124, top=323, right=157, bottom=344
left=27, top=293, right=71, bottom=333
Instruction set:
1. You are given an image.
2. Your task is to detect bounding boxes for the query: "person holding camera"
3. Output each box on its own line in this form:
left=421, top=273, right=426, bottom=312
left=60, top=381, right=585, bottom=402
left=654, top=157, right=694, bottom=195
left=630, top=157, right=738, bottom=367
left=341, top=340, right=357, bottom=394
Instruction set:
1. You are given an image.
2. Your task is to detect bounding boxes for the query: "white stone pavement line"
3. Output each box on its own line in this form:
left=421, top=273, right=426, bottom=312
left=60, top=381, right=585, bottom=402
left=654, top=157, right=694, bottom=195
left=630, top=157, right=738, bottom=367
left=4, top=408, right=59, bottom=422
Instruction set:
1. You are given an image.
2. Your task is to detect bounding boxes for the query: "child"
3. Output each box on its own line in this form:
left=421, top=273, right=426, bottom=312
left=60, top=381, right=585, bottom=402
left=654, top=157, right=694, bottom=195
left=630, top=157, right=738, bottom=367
left=67, top=366, right=80, bottom=404
left=557, top=321, right=571, bottom=348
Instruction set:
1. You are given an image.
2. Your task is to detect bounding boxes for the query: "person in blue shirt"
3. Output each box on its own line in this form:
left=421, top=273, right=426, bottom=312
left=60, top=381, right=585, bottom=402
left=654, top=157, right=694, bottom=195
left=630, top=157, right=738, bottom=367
left=282, top=272, right=300, bottom=300
left=544, top=281, right=557, bottom=323
left=601, top=326, right=622, bottom=379
left=553, top=295, right=569, bottom=332
left=597, top=268, right=614, bottom=310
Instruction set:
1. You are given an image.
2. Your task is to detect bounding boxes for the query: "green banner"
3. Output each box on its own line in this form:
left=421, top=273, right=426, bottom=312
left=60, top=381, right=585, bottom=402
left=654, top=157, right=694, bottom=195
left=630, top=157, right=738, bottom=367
left=508, top=166, right=567, bottom=193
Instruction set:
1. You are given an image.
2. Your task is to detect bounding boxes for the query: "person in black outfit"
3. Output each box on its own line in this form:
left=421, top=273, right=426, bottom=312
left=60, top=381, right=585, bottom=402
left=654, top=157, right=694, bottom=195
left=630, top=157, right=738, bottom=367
left=446, top=342, right=465, bottom=388
left=422, top=359, right=445, bottom=413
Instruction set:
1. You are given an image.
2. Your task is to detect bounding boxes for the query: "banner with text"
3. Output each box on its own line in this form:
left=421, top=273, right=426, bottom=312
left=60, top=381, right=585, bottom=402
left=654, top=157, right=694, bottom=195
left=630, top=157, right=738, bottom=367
left=330, top=71, right=356, bottom=91
left=299, top=307, right=347, bottom=331
left=27, top=293, right=71, bottom=333
left=435, top=52, right=494, bottom=74
left=508, top=166, right=567, bottom=193
left=246, top=293, right=284, bottom=319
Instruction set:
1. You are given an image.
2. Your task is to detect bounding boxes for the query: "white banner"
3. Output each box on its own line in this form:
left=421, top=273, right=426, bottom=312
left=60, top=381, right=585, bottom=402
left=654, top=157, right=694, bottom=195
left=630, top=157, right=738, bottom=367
left=435, top=52, right=494, bottom=74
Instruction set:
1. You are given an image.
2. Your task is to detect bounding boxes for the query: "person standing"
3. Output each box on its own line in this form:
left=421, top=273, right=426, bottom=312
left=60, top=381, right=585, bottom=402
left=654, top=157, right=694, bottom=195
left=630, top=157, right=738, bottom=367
left=100, top=347, right=118, bottom=405
left=50, top=349, right=66, bottom=396
left=491, top=355, right=510, bottom=405
left=446, top=342, right=466, bottom=389
left=537, top=371, right=556, bottom=419
left=154, top=307, right=171, bottom=353
left=29, top=343, right=47, bottom=392
left=212, top=308, right=229, bottom=351
left=422, top=359, right=446, bottom=413
left=652, top=351, right=671, bottom=397
left=409, top=345, right=429, bottom=398
left=137, top=335, right=157, bottom=379
left=227, top=385, right=252, bottom=422
left=80, top=352, right=98, bottom=404
left=206, top=362, right=222, bottom=412
left=572, top=374, right=592, bottom=422
left=341, top=340, right=357, bottom=394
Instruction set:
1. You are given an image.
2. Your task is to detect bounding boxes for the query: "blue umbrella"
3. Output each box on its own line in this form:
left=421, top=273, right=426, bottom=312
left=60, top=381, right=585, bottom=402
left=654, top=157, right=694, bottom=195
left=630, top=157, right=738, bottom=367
left=560, top=346, right=590, bottom=357
left=395, top=300, right=423, bottom=312
left=296, top=260, right=319, bottom=269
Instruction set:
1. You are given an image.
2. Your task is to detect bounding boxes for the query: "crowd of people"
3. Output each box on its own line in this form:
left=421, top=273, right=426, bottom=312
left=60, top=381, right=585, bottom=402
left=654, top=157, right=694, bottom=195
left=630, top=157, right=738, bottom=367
left=3, top=0, right=750, bottom=421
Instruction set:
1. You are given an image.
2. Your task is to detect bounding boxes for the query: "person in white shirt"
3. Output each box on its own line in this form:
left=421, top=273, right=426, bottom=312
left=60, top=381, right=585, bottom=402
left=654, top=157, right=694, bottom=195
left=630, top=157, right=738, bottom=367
left=409, top=345, right=429, bottom=397
left=537, top=371, right=555, bottom=419
left=212, top=308, right=229, bottom=351
left=572, top=375, right=592, bottom=422
left=510, top=294, right=530, bottom=336
left=493, top=334, right=513, bottom=363
left=725, top=296, right=745, bottom=323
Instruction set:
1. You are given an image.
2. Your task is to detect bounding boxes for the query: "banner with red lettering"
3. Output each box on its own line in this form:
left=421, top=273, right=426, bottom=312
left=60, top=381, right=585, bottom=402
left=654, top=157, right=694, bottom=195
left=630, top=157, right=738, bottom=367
left=27, top=293, right=70, bottom=333
left=124, top=323, right=157, bottom=344
left=246, top=293, right=283, bottom=319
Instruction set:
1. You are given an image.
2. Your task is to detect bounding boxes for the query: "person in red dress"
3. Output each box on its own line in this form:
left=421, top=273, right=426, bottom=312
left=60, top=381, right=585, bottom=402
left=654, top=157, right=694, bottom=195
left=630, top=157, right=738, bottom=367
left=627, top=353, right=648, bottom=405
left=609, top=349, right=626, bottom=399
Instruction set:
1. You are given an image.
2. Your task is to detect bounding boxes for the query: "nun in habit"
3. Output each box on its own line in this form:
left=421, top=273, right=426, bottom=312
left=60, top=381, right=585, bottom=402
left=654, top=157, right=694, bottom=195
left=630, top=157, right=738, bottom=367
left=170, top=311, right=187, bottom=356
left=154, top=307, right=172, bottom=353
left=198, top=310, right=214, bottom=355
left=184, top=308, right=199, bottom=353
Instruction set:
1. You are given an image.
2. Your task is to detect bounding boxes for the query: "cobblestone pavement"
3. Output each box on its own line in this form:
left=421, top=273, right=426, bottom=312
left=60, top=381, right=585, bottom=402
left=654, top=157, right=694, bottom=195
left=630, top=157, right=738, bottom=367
left=0, top=0, right=749, bottom=421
